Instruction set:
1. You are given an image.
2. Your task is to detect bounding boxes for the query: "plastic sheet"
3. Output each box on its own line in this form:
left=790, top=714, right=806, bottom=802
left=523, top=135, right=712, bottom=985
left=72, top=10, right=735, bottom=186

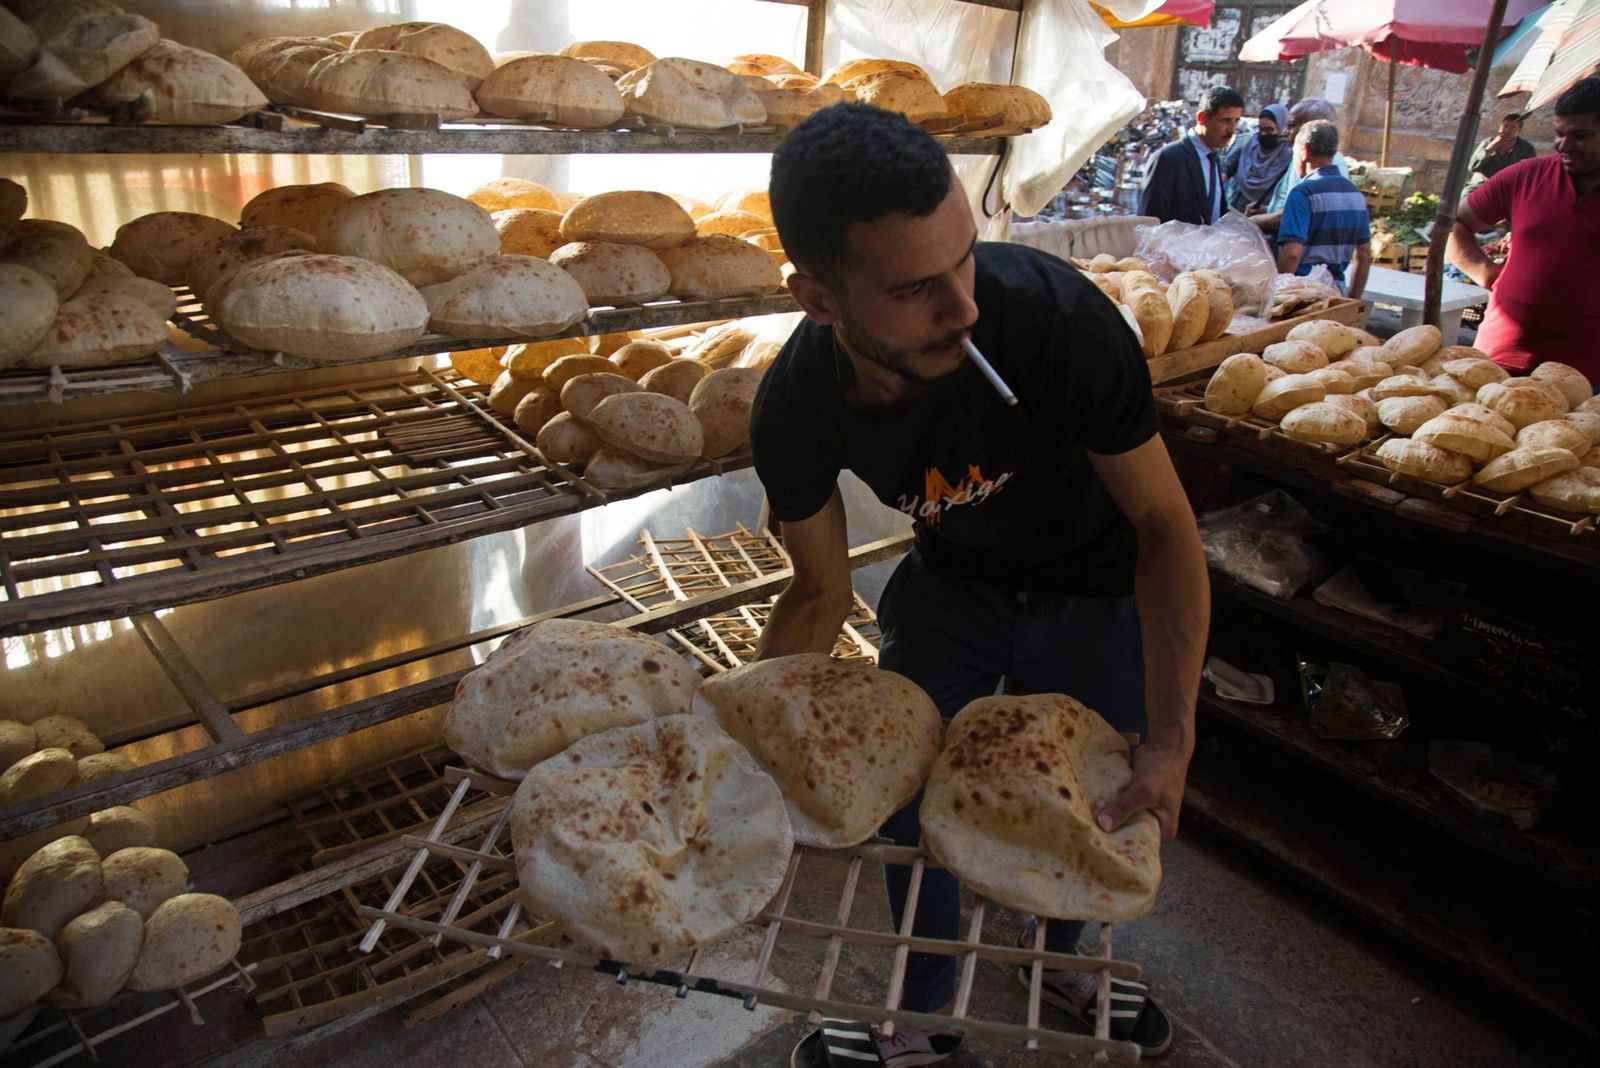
left=1197, top=490, right=1328, bottom=600
left=1131, top=210, right=1279, bottom=315
left=1301, top=661, right=1409, bottom=741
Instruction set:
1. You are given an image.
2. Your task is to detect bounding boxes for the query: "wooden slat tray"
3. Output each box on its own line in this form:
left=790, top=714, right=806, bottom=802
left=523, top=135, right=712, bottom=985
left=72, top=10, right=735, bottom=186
left=1146, top=299, right=1368, bottom=386
left=1155, top=377, right=1379, bottom=461
left=357, top=765, right=1143, bottom=1063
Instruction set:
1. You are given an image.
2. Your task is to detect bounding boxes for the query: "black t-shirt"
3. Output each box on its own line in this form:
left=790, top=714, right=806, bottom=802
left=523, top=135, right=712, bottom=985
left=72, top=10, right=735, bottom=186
left=750, top=242, right=1161, bottom=596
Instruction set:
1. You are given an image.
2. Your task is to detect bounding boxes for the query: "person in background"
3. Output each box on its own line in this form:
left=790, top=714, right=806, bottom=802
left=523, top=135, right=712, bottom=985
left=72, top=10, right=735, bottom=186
left=1222, top=103, right=1292, bottom=213
left=1465, top=112, right=1537, bottom=193
left=1250, top=97, right=1350, bottom=233
left=1138, top=84, right=1244, bottom=224
left=1275, top=120, right=1372, bottom=299
left=1447, top=76, right=1600, bottom=379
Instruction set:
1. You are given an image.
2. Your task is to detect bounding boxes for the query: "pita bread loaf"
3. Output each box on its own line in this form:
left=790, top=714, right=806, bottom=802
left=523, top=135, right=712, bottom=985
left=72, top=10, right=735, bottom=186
left=184, top=225, right=316, bottom=299
left=1413, top=413, right=1515, bottom=463
left=124, top=893, right=241, bottom=992
left=420, top=254, right=588, bottom=339
left=1530, top=361, right=1592, bottom=408
left=229, top=35, right=326, bottom=80
left=559, top=371, right=640, bottom=422
left=0, top=928, right=61, bottom=1019
left=657, top=234, right=782, bottom=300
left=582, top=447, right=693, bottom=490
left=19, top=292, right=167, bottom=369
left=0, top=720, right=34, bottom=769
left=921, top=694, right=1160, bottom=923
left=536, top=410, right=603, bottom=464
left=88, top=38, right=266, bottom=124
left=353, top=22, right=491, bottom=90
left=1286, top=318, right=1363, bottom=357
left=1478, top=380, right=1566, bottom=430
left=476, top=54, right=623, bottom=126
left=727, top=53, right=801, bottom=77
left=511, top=386, right=560, bottom=434
left=695, top=209, right=767, bottom=239
left=1279, top=401, right=1366, bottom=445
left=693, top=655, right=942, bottom=847
left=753, top=80, right=846, bottom=125
left=1262, top=339, right=1329, bottom=374
left=252, top=41, right=339, bottom=106
left=201, top=247, right=313, bottom=309
left=558, top=40, right=656, bottom=71
left=109, top=211, right=236, bottom=285
left=317, top=187, right=497, bottom=285
left=1252, top=374, right=1325, bottom=420
left=0, top=748, right=76, bottom=806
left=1473, top=444, right=1581, bottom=492
left=588, top=391, right=704, bottom=463
left=503, top=337, right=586, bottom=382
left=688, top=366, right=763, bottom=458
left=823, top=57, right=931, bottom=88
left=492, top=208, right=565, bottom=258
left=71, top=254, right=176, bottom=317
left=1440, top=356, right=1506, bottom=390
left=543, top=352, right=618, bottom=393
left=24, top=0, right=122, bottom=39
left=0, top=219, right=91, bottom=299
left=1328, top=355, right=1391, bottom=391
left=848, top=69, right=946, bottom=122
left=1375, top=394, right=1446, bottom=436
left=1528, top=467, right=1600, bottom=513
left=445, top=618, right=699, bottom=779
left=942, top=82, right=1051, bottom=128
left=1427, top=373, right=1476, bottom=406
left=50, top=901, right=143, bottom=1009
left=1375, top=438, right=1472, bottom=484
left=2, top=836, right=102, bottom=940
left=241, top=182, right=355, bottom=234
left=1445, top=401, right=1517, bottom=440
left=99, top=847, right=188, bottom=918
left=0, top=263, right=57, bottom=365
left=1564, top=410, right=1600, bottom=444
left=616, top=57, right=765, bottom=129
left=549, top=240, right=670, bottom=305
left=509, top=714, right=791, bottom=966
left=76, top=752, right=134, bottom=783
left=468, top=177, right=557, bottom=212
left=1121, top=278, right=1170, bottom=358
left=486, top=370, right=533, bottom=414
left=560, top=190, right=694, bottom=251
left=612, top=338, right=674, bottom=380
left=8, top=13, right=157, bottom=101
left=1322, top=393, right=1379, bottom=435
left=215, top=253, right=428, bottom=361
left=302, top=49, right=476, bottom=120
left=1202, top=353, right=1268, bottom=415
left=639, top=357, right=707, bottom=405
left=1305, top=367, right=1356, bottom=395
left=1378, top=324, right=1442, bottom=366
left=1516, top=418, right=1591, bottom=455
left=82, top=808, right=156, bottom=856
left=32, top=714, right=101, bottom=758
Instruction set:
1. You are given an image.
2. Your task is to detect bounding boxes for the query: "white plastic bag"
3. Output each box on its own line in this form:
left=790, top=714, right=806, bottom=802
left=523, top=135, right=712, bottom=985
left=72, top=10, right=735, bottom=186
left=1132, top=209, right=1279, bottom=315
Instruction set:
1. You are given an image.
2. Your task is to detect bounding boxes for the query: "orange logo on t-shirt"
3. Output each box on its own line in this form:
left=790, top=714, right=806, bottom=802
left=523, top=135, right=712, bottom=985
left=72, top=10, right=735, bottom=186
left=897, top=463, right=1012, bottom=525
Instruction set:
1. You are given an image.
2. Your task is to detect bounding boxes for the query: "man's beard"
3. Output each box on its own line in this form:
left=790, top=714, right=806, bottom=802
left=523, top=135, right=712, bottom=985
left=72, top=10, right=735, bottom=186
left=836, top=321, right=968, bottom=387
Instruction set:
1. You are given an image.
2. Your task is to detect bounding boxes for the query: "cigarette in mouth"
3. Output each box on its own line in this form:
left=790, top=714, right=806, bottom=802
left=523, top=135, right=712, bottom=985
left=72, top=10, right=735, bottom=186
left=960, top=337, right=1018, bottom=407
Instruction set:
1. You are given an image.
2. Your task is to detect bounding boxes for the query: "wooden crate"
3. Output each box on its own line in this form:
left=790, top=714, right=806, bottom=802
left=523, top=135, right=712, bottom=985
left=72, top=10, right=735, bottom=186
left=1146, top=298, right=1368, bottom=385
left=1407, top=246, right=1432, bottom=274
left=1364, top=187, right=1399, bottom=216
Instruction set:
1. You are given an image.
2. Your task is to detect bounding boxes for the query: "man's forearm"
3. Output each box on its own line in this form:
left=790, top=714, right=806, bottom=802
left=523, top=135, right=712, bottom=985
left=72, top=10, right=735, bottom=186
left=1251, top=209, right=1282, bottom=232
left=1347, top=251, right=1371, bottom=300
left=755, top=581, right=853, bottom=660
left=1447, top=220, right=1499, bottom=288
left=1276, top=243, right=1304, bottom=275
left=1133, top=518, right=1209, bottom=755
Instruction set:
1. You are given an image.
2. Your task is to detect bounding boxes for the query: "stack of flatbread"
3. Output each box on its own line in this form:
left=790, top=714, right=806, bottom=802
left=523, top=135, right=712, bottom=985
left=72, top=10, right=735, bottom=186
left=921, top=694, right=1162, bottom=922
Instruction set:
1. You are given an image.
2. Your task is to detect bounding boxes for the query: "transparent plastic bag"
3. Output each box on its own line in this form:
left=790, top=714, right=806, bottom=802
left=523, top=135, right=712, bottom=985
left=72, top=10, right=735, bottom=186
left=1197, top=490, right=1328, bottom=599
left=1131, top=209, right=1278, bottom=314
left=1301, top=660, right=1409, bottom=741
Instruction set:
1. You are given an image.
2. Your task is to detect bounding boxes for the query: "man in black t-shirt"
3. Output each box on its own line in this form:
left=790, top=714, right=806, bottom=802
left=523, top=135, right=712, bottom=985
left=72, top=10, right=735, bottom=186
left=755, top=105, right=1208, bottom=1066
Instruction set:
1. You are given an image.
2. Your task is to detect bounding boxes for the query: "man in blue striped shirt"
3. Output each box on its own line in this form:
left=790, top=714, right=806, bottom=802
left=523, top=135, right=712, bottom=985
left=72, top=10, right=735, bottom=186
left=1276, top=120, right=1371, bottom=299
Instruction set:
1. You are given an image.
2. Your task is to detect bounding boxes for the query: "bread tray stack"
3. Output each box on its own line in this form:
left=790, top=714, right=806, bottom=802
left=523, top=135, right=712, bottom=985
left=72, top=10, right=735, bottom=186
left=356, top=764, right=1145, bottom=1063
left=1156, top=379, right=1379, bottom=461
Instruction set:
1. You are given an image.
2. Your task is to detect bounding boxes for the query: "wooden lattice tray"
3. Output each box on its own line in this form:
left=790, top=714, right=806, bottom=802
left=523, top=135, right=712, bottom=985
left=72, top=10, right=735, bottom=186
left=358, top=766, right=1143, bottom=1063
left=587, top=525, right=882, bottom=673
left=1155, top=377, right=1380, bottom=460
left=0, top=367, right=750, bottom=636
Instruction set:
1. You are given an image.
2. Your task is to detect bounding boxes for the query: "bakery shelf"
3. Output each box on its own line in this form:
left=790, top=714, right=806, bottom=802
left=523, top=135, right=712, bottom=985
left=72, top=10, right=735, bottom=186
left=0, top=366, right=755, bottom=636
left=1195, top=689, right=1599, bottom=892
left=0, top=119, right=1007, bottom=156
left=0, top=288, right=799, bottom=408
left=1183, top=730, right=1597, bottom=1040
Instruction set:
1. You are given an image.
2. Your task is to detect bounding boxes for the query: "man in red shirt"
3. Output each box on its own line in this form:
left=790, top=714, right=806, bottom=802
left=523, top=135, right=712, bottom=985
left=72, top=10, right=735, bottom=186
left=1447, top=76, right=1600, bottom=380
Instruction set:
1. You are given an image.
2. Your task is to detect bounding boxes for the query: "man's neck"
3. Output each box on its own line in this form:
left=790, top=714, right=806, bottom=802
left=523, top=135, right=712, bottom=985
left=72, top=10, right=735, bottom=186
left=835, top=331, right=922, bottom=409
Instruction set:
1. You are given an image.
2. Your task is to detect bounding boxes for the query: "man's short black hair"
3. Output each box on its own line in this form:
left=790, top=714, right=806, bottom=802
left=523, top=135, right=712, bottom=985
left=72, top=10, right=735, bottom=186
left=1199, top=85, right=1244, bottom=116
left=1504, top=112, right=1524, bottom=123
left=769, top=103, right=952, bottom=283
left=1555, top=75, right=1600, bottom=119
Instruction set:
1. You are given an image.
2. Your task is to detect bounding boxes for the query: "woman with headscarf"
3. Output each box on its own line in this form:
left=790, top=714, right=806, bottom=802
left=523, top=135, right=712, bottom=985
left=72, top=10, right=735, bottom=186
left=1222, top=103, right=1291, bottom=214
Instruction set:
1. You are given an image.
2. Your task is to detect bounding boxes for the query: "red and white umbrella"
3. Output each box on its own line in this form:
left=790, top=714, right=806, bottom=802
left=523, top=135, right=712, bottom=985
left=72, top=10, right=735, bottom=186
left=1499, top=0, right=1600, bottom=109
left=1241, top=0, right=1545, bottom=72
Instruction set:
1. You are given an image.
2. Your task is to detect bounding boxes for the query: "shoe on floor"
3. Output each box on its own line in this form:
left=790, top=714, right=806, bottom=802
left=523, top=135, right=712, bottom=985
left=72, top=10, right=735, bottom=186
left=1014, top=919, right=1174, bottom=1057
left=791, top=1018, right=962, bottom=1067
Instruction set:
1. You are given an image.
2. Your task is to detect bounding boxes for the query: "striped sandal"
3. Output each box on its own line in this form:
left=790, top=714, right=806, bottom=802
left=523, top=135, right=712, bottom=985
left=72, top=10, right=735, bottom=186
left=1014, top=919, right=1174, bottom=1057
left=790, top=1018, right=962, bottom=1067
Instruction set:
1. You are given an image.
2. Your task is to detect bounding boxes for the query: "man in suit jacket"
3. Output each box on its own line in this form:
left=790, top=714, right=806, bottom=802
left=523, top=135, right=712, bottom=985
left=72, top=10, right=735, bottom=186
left=1138, top=85, right=1244, bottom=225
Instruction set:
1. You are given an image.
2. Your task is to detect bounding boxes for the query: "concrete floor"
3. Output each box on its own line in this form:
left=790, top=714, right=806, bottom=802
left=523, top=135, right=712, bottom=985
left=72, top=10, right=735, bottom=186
left=271, top=827, right=1586, bottom=1068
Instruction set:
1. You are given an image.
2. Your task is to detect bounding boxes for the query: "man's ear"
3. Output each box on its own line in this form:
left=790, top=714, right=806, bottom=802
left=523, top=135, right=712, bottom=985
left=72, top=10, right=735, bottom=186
left=787, top=271, right=842, bottom=326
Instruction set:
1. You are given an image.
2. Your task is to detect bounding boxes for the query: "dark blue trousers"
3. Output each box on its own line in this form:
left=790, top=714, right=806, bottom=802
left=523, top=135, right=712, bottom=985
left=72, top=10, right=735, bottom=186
left=875, top=550, right=1147, bottom=1012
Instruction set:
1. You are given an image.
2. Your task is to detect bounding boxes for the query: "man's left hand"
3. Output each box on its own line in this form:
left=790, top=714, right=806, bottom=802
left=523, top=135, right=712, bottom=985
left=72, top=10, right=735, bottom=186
left=1096, top=744, right=1192, bottom=842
